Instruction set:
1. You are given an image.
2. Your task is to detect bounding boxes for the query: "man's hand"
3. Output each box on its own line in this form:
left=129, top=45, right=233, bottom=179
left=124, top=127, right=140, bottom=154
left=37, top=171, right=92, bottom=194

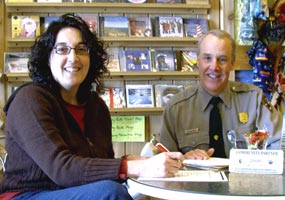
left=184, top=148, right=215, bottom=160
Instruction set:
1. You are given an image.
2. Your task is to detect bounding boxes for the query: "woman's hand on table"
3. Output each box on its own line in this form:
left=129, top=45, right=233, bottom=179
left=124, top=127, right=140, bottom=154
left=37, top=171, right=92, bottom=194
left=127, top=152, right=184, bottom=178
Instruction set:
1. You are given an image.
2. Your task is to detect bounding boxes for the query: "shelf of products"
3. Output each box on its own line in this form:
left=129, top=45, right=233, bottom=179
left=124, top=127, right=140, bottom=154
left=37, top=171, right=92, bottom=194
left=7, top=37, right=200, bottom=48
left=5, top=2, right=210, bottom=14
left=5, top=71, right=199, bottom=82
left=1, top=1, right=219, bottom=149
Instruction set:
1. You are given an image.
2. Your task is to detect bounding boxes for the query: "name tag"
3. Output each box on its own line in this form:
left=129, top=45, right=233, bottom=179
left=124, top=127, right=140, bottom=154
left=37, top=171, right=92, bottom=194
left=229, top=149, right=284, bottom=174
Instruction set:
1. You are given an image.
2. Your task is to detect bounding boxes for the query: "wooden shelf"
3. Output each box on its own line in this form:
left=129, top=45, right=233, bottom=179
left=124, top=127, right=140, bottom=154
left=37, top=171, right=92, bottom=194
left=5, top=71, right=199, bottom=82
left=105, top=71, right=199, bottom=80
left=110, top=107, right=164, bottom=115
left=3, top=1, right=207, bottom=119
left=6, top=2, right=210, bottom=15
left=7, top=37, right=199, bottom=48
left=4, top=73, right=31, bottom=82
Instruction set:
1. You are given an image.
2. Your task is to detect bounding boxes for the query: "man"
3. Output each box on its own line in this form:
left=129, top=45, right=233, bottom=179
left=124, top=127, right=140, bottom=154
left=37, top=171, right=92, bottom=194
left=159, top=29, right=283, bottom=159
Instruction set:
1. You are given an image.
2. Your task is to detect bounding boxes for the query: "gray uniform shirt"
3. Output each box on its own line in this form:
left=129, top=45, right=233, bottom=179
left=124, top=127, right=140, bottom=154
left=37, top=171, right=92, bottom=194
left=159, top=81, right=283, bottom=157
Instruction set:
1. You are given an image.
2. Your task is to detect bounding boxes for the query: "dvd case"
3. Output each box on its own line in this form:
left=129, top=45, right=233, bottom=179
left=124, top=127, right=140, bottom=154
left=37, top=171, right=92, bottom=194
left=41, top=16, right=60, bottom=33
left=106, top=47, right=122, bottom=72
left=129, top=17, right=152, bottom=37
left=11, top=15, right=40, bottom=38
left=180, top=50, right=198, bottom=72
left=4, top=52, right=30, bottom=73
left=183, top=18, right=208, bottom=37
left=152, top=49, right=176, bottom=71
left=79, top=13, right=99, bottom=34
left=123, top=49, right=151, bottom=71
left=155, top=16, right=184, bottom=37
left=154, top=84, right=184, bottom=107
left=100, top=16, right=129, bottom=37
left=126, top=84, right=154, bottom=107
left=100, top=87, right=126, bottom=108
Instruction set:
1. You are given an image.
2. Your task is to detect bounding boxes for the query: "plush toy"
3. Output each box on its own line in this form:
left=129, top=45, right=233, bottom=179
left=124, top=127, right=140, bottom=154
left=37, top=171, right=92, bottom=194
left=247, top=39, right=274, bottom=98
left=276, top=1, right=285, bottom=23
left=254, top=0, right=269, bottom=20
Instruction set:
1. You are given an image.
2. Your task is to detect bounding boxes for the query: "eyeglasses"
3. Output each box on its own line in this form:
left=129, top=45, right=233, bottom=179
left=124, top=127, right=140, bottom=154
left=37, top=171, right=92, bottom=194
left=200, top=54, right=230, bottom=66
left=53, top=44, right=89, bottom=55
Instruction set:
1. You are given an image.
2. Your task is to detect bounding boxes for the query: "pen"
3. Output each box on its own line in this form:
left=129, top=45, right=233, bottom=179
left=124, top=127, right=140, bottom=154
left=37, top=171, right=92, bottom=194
left=155, top=142, right=169, bottom=153
left=155, top=142, right=185, bottom=168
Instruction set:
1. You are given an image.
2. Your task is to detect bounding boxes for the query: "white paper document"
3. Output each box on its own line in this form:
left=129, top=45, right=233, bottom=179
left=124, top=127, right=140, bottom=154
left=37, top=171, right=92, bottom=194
left=183, top=157, right=229, bottom=170
left=138, top=170, right=228, bottom=182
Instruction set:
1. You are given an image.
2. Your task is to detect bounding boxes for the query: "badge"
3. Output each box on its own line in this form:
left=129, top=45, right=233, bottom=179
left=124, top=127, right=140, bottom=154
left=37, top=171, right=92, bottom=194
left=214, top=134, right=219, bottom=141
left=239, top=112, right=248, bottom=123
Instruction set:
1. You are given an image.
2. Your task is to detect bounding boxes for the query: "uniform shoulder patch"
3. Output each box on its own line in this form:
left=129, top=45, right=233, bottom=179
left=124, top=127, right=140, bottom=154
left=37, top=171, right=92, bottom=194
left=230, top=82, right=260, bottom=92
left=261, top=94, right=274, bottom=112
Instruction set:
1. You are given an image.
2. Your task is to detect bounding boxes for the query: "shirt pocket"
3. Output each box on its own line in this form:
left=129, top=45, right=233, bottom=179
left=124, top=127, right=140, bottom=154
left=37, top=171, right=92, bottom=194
left=178, top=129, right=209, bottom=154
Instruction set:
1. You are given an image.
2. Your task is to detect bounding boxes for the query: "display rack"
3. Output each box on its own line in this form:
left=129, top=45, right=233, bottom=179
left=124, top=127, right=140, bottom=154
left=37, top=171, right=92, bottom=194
left=1, top=0, right=219, bottom=156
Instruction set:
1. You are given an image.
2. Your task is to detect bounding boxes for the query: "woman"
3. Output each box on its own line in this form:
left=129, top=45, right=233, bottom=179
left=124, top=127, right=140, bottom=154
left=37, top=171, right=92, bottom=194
left=0, top=13, right=183, bottom=199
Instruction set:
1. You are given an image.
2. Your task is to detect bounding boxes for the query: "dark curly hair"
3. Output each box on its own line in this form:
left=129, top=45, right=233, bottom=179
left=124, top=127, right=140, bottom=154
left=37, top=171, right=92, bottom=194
left=28, top=13, right=109, bottom=103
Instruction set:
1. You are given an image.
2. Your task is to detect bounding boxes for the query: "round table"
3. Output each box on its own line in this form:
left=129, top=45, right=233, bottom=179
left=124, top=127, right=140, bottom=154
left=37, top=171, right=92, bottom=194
left=127, top=167, right=285, bottom=199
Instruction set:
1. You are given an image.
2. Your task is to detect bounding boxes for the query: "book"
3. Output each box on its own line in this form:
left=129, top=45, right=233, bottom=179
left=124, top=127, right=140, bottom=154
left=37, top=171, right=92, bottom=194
left=79, top=13, right=98, bottom=35
left=11, top=16, right=40, bottom=38
left=155, top=16, right=184, bottom=37
left=179, top=50, right=198, bottom=72
left=152, top=49, right=176, bottom=71
left=154, top=84, right=184, bottom=107
left=126, top=84, right=154, bottom=108
left=4, top=52, right=30, bottom=73
left=183, top=18, right=208, bottom=37
left=100, top=16, right=129, bottom=37
left=100, top=87, right=126, bottom=108
left=123, top=49, right=151, bottom=71
left=129, top=17, right=152, bottom=37
left=106, top=47, right=122, bottom=72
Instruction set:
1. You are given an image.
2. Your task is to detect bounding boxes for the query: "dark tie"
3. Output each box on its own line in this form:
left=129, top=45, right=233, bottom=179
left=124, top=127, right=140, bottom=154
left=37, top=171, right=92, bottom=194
left=209, top=97, right=226, bottom=158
